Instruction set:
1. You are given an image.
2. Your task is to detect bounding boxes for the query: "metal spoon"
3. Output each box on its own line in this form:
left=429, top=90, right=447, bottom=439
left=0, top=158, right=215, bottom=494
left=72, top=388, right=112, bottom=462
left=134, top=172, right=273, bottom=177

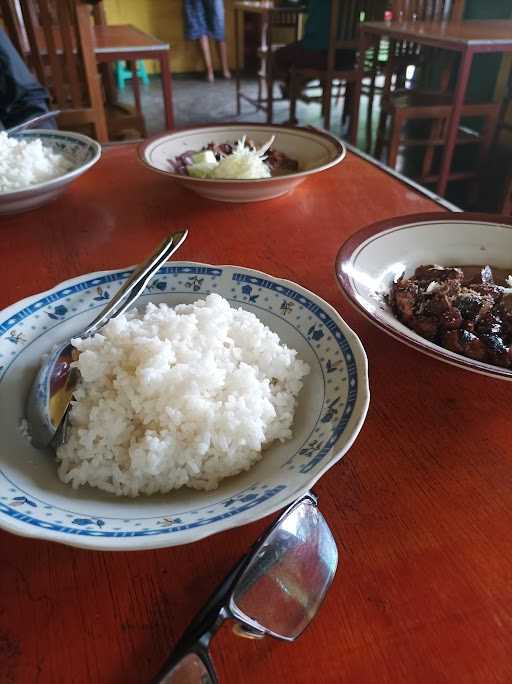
left=26, top=229, right=188, bottom=449
left=6, top=110, right=61, bottom=136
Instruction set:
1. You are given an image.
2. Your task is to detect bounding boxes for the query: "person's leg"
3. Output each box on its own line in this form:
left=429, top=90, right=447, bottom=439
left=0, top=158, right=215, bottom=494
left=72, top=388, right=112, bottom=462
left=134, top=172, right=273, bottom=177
left=199, top=35, right=215, bottom=82
left=216, top=40, right=230, bottom=80
left=183, top=0, right=213, bottom=81
left=0, top=28, right=53, bottom=129
left=210, top=0, right=230, bottom=79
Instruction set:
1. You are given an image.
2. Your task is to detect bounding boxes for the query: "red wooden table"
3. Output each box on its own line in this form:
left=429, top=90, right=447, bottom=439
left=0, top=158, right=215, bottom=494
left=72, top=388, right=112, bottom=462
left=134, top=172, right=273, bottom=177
left=93, top=24, right=174, bottom=131
left=2, top=144, right=512, bottom=683
left=352, top=19, right=512, bottom=197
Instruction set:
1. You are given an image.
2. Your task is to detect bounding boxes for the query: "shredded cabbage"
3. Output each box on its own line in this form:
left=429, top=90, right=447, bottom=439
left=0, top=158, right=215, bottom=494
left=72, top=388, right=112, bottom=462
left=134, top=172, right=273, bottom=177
left=187, top=135, right=275, bottom=180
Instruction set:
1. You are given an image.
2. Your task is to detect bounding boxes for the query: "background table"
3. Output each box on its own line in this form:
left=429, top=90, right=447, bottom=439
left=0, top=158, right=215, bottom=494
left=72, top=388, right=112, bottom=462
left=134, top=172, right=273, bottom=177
left=1, top=144, right=512, bottom=683
left=93, top=24, right=174, bottom=131
left=234, top=1, right=306, bottom=122
left=353, top=19, right=512, bottom=196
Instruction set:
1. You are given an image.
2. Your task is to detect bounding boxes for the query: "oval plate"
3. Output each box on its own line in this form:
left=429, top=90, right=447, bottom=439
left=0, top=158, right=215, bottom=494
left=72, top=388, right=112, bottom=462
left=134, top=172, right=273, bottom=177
left=0, top=263, right=369, bottom=550
left=336, top=212, right=512, bottom=380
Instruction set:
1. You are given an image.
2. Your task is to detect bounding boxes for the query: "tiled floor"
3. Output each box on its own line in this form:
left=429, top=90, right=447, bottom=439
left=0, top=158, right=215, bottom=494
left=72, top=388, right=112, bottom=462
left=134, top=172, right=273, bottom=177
left=119, top=74, right=378, bottom=150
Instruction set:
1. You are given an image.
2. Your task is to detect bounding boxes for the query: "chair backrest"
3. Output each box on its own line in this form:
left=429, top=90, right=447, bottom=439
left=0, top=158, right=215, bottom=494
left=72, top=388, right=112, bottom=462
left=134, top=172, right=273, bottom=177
left=327, top=0, right=386, bottom=70
left=0, top=0, right=108, bottom=140
left=391, top=0, right=465, bottom=22
left=268, top=8, right=304, bottom=45
left=335, top=0, right=386, bottom=45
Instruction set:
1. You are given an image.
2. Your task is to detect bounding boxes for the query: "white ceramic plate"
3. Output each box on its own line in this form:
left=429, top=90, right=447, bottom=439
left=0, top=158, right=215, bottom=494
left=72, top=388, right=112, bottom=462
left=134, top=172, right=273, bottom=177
left=336, top=212, right=512, bottom=380
left=138, top=124, right=345, bottom=203
left=0, top=129, right=101, bottom=215
left=0, top=263, right=369, bottom=550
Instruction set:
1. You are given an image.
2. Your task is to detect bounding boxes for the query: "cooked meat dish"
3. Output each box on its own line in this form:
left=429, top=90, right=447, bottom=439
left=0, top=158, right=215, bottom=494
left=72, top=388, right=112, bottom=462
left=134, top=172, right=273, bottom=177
left=389, top=264, right=512, bottom=368
left=169, top=139, right=299, bottom=178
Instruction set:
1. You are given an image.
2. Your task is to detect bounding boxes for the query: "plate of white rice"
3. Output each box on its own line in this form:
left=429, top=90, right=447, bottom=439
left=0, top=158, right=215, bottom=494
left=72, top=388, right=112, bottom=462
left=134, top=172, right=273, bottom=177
left=0, top=129, right=101, bottom=215
left=0, top=262, right=369, bottom=550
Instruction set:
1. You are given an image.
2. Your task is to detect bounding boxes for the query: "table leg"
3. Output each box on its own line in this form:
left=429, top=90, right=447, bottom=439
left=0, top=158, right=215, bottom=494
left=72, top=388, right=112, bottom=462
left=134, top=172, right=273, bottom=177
left=129, top=62, right=142, bottom=113
left=265, top=10, right=273, bottom=123
left=160, top=52, right=175, bottom=130
left=365, top=36, right=379, bottom=153
left=349, top=29, right=369, bottom=144
left=235, top=8, right=241, bottom=115
left=436, top=47, right=473, bottom=196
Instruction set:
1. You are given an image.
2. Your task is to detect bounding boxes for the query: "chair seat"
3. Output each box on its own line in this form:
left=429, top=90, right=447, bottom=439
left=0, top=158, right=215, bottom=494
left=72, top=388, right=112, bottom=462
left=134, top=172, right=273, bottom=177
left=382, top=90, right=500, bottom=117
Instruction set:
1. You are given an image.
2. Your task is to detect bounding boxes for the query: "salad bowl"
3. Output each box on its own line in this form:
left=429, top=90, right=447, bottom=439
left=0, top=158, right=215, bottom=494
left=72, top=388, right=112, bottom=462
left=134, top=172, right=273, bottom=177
left=138, top=123, right=346, bottom=203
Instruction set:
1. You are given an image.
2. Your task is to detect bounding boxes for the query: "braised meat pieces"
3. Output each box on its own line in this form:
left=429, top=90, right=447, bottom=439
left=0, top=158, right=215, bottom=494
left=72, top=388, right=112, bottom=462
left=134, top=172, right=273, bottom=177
left=169, top=140, right=299, bottom=177
left=390, top=264, right=512, bottom=368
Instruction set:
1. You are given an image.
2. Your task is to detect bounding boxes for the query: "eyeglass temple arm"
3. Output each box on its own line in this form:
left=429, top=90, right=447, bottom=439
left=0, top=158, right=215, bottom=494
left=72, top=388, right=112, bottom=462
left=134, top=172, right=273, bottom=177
left=152, top=553, right=249, bottom=683
left=176, top=553, right=249, bottom=650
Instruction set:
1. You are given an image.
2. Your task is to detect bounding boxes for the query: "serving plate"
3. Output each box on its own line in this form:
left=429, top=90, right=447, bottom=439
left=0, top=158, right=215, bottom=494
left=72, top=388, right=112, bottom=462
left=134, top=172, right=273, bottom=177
left=0, top=262, right=369, bottom=550
left=336, top=212, right=512, bottom=380
left=138, top=123, right=345, bottom=203
left=0, top=129, right=101, bottom=215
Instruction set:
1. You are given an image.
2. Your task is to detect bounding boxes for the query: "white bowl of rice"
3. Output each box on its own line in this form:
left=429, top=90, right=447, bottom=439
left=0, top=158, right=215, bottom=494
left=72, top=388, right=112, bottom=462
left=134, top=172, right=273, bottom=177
left=0, top=263, right=369, bottom=550
left=0, top=129, right=101, bottom=215
left=138, top=123, right=345, bottom=203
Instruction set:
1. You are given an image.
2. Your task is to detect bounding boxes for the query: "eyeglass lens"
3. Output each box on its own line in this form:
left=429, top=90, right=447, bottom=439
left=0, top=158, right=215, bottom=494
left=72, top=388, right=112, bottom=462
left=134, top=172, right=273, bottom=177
left=158, top=652, right=213, bottom=684
left=231, top=498, right=337, bottom=639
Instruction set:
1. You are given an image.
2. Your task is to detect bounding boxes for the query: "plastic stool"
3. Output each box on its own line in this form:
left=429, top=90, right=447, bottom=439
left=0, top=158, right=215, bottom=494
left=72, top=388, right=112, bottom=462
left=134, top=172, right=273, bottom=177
left=115, top=60, right=150, bottom=90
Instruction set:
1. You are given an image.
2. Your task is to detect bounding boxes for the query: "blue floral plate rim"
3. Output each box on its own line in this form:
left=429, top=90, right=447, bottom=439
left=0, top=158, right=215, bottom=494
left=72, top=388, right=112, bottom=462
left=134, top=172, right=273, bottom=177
left=0, top=261, right=370, bottom=550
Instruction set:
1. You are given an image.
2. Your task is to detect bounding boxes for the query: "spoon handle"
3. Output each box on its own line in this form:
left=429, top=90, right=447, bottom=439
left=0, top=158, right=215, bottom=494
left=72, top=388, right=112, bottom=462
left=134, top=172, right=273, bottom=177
left=84, top=229, right=188, bottom=337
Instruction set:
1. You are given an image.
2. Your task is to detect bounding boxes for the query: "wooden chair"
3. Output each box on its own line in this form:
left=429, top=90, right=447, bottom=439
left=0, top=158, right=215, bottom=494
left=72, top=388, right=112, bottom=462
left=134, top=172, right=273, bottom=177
left=0, top=0, right=109, bottom=142
left=363, top=0, right=465, bottom=150
left=288, top=0, right=382, bottom=131
left=372, top=1, right=503, bottom=188
left=256, top=9, right=304, bottom=112
left=375, top=90, right=500, bottom=184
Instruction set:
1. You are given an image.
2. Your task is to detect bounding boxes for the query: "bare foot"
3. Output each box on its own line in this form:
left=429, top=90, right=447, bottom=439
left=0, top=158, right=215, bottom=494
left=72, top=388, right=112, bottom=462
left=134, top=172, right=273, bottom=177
left=223, top=70, right=231, bottom=80
left=206, top=70, right=215, bottom=83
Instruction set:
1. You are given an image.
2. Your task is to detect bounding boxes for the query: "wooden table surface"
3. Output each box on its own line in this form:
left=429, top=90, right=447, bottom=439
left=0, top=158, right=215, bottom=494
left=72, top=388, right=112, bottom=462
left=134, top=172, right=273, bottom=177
left=93, top=24, right=170, bottom=54
left=362, top=19, right=512, bottom=49
left=2, top=144, right=512, bottom=684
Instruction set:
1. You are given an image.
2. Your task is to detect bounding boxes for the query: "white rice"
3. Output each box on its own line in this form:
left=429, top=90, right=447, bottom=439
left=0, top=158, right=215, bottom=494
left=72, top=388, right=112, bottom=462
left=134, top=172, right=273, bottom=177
left=0, top=131, right=74, bottom=192
left=57, top=293, right=309, bottom=496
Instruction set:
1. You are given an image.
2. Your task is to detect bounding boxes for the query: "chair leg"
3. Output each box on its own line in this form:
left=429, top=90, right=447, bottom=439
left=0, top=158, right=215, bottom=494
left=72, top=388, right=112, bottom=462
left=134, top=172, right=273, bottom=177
left=468, top=109, right=501, bottom=207
left=421, top=118, right=443, bottom=180
left=478, top=110, right=500, bottom=168
left=342, top=82, right=352, bottom=126
left=501, top=172, right=512, bottom=214
left=387, top=112, right=402, bottom=170
left=374, top=107, right=388, bottom=160
left=288, top=69, right=298, bottom=125
left=266, top=72, right=274, bottom=123
left=323, top=80, right=333, bottom=130
left=365, top=74, right=377, bottom=153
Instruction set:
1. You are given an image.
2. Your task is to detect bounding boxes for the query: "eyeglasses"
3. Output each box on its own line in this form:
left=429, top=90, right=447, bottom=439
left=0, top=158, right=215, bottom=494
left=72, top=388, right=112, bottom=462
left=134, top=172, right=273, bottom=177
left=154, top=493, right=338, bottom=684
